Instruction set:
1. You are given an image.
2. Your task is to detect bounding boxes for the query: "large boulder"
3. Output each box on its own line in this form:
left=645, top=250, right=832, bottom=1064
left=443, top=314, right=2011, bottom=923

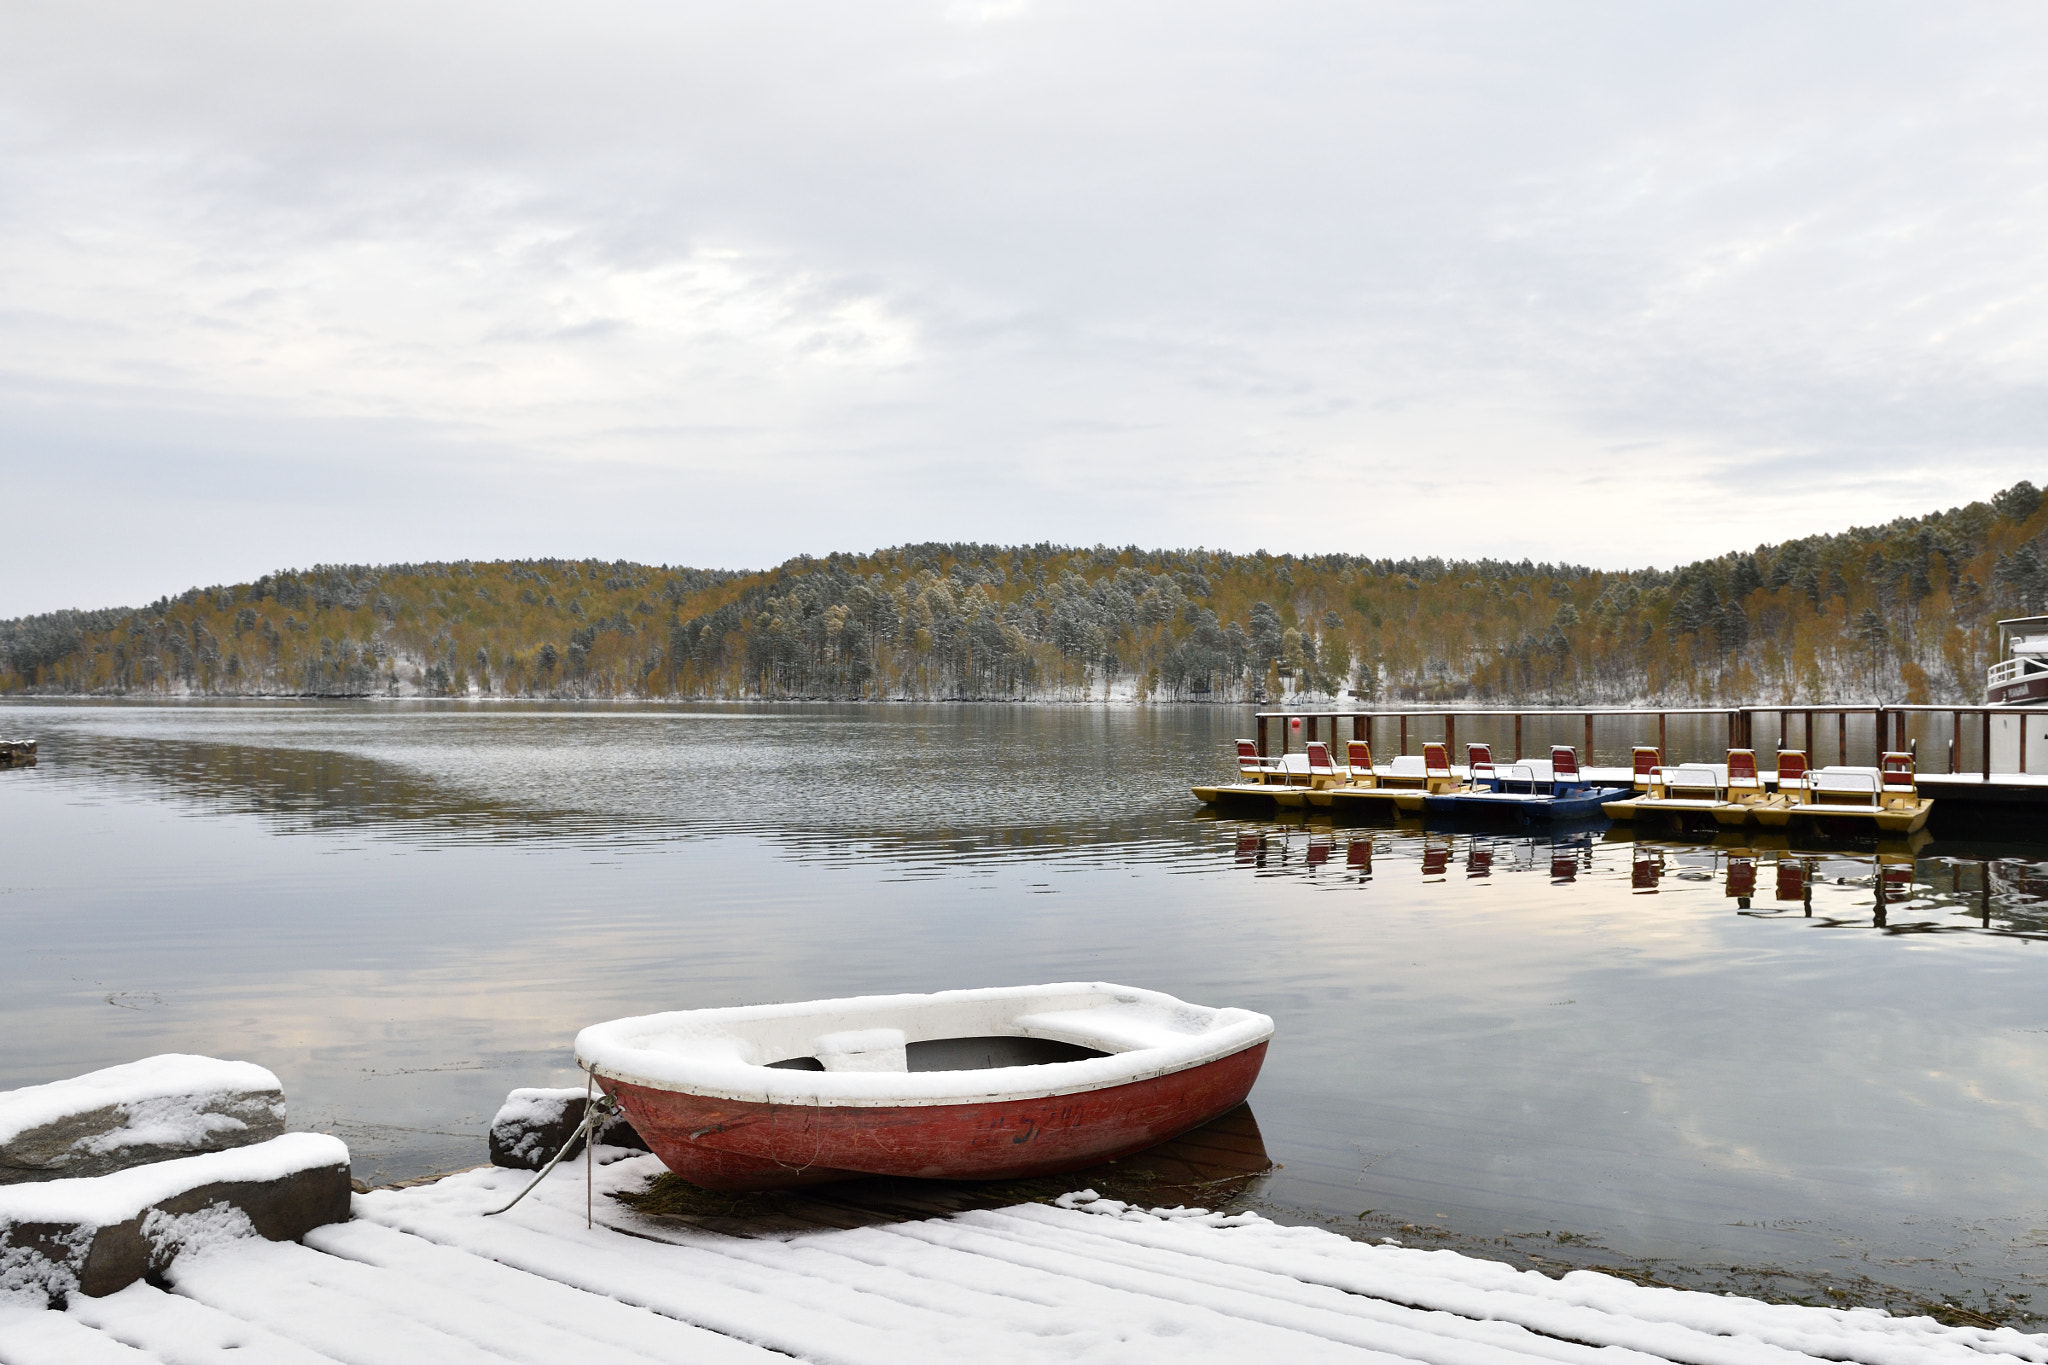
left=0, top=1132, right=351, bottom=1303
left=0, top=1056, right=286, bottom=1185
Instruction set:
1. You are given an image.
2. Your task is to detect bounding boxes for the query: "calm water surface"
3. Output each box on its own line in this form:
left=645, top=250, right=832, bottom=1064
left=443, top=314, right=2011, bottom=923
left=5, top=699, right=2048, bottom=1320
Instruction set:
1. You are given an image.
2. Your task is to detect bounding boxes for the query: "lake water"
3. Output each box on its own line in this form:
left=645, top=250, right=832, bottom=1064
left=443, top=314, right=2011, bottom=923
left=5, top=699, right=2048, bottom=1322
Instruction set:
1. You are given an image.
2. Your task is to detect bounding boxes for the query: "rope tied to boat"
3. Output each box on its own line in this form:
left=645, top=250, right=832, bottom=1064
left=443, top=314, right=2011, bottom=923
left=482, top=1076, right=621, bottom=1223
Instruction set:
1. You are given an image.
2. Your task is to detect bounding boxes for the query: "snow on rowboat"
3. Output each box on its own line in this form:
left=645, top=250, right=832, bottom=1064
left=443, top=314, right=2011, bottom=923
left=575, top=983, right=1274, bottom=1191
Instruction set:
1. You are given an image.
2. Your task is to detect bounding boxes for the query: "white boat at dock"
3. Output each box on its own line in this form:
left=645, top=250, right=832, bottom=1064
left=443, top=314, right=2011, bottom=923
left=1987, top=615, right=2048, bottom=706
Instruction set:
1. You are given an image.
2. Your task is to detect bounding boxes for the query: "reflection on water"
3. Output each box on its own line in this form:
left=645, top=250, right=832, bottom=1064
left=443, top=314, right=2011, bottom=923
left=25, top=701, right=1250, bottom=873
left=7, top=699, right=2048, bottom=1323
left=1230, top=826, right=1602, bottom=884
left=1219, top=818, right=2048, bottom=938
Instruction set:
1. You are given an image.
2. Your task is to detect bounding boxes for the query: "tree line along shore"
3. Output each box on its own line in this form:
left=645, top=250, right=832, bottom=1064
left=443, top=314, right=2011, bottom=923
left=4, top=483, right=2046, bottom=706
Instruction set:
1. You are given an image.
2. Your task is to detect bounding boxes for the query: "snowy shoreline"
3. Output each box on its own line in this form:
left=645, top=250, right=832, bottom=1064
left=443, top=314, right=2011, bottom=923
left=8, top=1151, right=2041, bottom=1363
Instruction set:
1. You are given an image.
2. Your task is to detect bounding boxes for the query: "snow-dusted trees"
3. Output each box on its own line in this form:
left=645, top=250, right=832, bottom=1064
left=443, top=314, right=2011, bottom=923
left=10, top=489, right=2048, bottom=703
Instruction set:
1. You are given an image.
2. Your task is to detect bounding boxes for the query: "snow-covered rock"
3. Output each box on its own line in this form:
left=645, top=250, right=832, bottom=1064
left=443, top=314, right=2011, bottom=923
left=0, top=1132, right=350, bottom=1304
left=0, top=1056, right=285, bottom=1185
left=488, top=1088, right=586, bottom=1170
left=488, top=1087, right=645, bottom=1170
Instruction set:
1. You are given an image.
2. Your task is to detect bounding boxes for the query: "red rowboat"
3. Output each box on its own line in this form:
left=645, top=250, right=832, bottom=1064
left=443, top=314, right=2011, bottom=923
left=574, top=983, right=1274, bottom=1191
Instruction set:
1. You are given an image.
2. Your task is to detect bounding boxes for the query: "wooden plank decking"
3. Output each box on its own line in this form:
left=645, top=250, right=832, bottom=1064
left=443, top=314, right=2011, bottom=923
left=7, top=1115, right=2046, bottom=1363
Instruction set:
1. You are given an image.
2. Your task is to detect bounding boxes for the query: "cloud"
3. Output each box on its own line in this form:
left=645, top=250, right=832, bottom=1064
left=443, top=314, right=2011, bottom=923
left=3, top=2, right=2047, bottom=611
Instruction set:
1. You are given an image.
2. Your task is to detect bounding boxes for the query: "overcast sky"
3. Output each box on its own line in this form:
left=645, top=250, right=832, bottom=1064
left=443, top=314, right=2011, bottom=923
left=4, top=2, right=2046, bottom=614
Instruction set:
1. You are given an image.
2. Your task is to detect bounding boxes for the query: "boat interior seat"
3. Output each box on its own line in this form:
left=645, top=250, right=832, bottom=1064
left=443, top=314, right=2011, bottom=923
left=811, top=1028, right=909, bottom=1072
left=1812, top=767, right=1880, bottom=800
left=1015, top=1006, right=1219, bottom=1055
left=1234, top=740, right=1277, bottom=774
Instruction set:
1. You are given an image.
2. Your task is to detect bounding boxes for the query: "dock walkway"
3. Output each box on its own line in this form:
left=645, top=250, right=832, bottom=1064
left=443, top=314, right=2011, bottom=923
left=5, top=1152, right=2042, bottom=1364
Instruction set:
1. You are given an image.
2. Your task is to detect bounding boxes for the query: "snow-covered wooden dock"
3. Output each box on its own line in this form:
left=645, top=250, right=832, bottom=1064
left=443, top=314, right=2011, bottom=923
left=6, top=1151, right=2044, bottom=1364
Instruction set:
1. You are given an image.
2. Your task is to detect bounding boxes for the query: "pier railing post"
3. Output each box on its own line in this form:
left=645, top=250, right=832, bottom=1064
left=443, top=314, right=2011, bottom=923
left=1658, top=713, right=1667, bottom=763
left=1514, top=714, right=1522, bottom=760
left=1400, top=714, right=1409, bottom=755
left=1257, top=714, right=1268, bottom=759
left=1585, top=713, right=1594, bottom=765
left=1983, top=710, right=1992, bottom=780
left=1446, top=714, right=1456, bottom=765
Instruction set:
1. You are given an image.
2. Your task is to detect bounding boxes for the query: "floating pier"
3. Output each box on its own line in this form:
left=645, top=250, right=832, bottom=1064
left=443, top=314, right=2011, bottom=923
left=5, top=1143, right=2039, bottom=1363
left=8, top=1065, right=2033, bottom=1361
left=1219, top=704, right=2048, bottom=828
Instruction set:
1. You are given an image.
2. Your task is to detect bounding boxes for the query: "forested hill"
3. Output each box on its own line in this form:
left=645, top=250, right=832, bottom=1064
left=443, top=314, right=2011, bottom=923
left=6, top=482, right=2048, bottom=704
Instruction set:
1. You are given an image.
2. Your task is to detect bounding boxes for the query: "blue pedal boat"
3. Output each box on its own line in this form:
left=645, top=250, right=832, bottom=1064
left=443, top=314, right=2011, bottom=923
left=1423, top=744, right=1628, bottom=824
